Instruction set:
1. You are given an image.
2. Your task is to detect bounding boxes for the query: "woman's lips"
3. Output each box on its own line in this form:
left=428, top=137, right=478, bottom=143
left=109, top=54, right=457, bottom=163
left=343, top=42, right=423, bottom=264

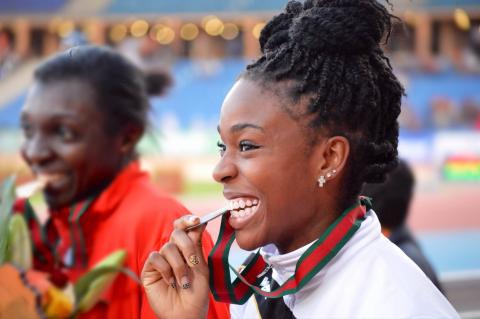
left=38, top=173, right=70, bottom=192
left=227, top=197, right=260, bottom=229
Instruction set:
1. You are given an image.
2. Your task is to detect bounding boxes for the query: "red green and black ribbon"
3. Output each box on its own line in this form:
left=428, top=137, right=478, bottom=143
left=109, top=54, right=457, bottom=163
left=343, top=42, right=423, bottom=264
left=208, top=197, right=371, bottom=304
left=67, top=199, right=95, bottom=268
left=13, top=196, right=95, bottom=274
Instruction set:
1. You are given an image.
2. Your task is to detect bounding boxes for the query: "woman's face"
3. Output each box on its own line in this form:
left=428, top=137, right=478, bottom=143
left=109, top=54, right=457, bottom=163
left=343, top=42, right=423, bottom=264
left=20, top=79, right=126, bottom=209
left=214, top=78, right=324, bottom=253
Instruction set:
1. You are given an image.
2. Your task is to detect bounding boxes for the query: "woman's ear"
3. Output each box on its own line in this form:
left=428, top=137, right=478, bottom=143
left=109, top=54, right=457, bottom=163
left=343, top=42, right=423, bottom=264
left=120, top=125, right=143, bottom=155
left=314, top=136, right=350, bottom=186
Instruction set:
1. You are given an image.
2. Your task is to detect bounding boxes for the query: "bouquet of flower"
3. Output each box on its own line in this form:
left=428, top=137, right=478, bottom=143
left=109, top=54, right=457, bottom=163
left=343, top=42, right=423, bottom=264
left=0, top=177, right=130, bottom=319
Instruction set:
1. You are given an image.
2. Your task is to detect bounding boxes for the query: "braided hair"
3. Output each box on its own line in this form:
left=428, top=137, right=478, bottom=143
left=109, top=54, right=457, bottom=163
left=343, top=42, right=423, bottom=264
left=244, top=0, right=405, bottom=206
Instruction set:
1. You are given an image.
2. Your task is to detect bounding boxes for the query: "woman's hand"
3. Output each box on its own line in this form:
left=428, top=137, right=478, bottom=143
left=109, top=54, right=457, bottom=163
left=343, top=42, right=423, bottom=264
left=141, top=215, right=210, bottom=319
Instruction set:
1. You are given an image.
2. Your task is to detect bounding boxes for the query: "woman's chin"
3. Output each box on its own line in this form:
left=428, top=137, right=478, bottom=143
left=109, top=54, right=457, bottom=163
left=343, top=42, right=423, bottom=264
left=235, top=232, right=265, bottom=252
left=43, top=191, right=73, bottom=210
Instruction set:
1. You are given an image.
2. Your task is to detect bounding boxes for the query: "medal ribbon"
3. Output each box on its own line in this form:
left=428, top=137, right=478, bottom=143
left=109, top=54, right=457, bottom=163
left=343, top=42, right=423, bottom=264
left=208, top=197, right=371, bottom=304
left=14, top=196, right=96, bottom=271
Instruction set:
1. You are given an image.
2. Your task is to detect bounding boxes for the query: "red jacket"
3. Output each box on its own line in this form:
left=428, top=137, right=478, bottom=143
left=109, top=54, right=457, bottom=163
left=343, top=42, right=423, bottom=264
left=26, top=161, right=229, bottom=319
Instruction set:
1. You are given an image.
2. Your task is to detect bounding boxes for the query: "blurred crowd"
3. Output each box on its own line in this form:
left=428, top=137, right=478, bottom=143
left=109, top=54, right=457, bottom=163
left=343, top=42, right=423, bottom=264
left=400, top=97, right=480, bottom=131
left=2, top=18, right=480, bottom=134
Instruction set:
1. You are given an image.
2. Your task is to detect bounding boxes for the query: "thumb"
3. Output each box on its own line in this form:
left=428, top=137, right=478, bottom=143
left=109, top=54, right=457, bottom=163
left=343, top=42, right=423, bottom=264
left=174, top=215, right=206, bottom=246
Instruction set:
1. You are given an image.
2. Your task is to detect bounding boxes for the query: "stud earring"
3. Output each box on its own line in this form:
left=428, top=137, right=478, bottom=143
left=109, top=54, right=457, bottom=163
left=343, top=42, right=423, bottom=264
left=326, top=169, right=337, bottom=179
left=323, top=169, right=338, bottom=182
left=318, top=175, right=326, bottom=188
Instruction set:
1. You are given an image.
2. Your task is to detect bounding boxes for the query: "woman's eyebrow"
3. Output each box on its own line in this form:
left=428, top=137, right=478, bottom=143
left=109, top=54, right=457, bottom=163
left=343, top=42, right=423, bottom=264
left=49, top=113, right=79, bottom=120
left=217, top=123, right=264, bottom=134
left=20, top=111, right=78, bottom=122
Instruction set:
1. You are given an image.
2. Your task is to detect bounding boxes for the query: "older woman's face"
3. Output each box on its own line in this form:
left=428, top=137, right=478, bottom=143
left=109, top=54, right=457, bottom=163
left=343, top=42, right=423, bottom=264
left=213, top=78, right=323, bottom=253
left=20, top=80, right=125, bottom=209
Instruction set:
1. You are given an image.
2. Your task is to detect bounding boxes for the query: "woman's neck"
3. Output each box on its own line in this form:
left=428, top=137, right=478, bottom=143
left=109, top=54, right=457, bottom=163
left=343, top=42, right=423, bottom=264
left=276, top=210, right=339, bottom=254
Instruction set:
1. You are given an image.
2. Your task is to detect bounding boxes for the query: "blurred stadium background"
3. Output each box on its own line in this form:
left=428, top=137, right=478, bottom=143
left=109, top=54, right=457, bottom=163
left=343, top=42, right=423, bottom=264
left=0, top=0, right=479, bottom=316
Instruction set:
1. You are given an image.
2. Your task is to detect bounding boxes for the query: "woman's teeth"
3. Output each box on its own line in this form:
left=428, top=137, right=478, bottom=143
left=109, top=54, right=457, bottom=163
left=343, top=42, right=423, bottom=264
left=16, top=174, right=64, bottom=197
left=38, top=174, right=62, bottom=183
left=229, top=198, right=259, bottom=218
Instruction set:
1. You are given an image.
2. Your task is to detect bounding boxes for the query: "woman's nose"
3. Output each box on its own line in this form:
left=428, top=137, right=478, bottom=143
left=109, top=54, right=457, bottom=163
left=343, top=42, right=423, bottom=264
left=212, top=155, right=238, bottom=184
left=21, top=134, right=53, bottom=166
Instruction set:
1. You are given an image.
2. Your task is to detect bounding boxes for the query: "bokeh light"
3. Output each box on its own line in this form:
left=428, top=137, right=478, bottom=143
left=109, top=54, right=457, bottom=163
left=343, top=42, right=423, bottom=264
left=130, top=19, right=149, bottom=37
left=180, top=23, right=199, bottom=41
left=152, top=24, right=175, bottom=45
left=454, top=8, right=471, bottom=31
left=221, top=23, right=239, bottom=40
left=204, top=17, right=224, bottom=36
left=201, top=15, right=216, bottom=29
left=252, top=22, right=265, bottom=39
left=109, top=24, right=127, bottom=42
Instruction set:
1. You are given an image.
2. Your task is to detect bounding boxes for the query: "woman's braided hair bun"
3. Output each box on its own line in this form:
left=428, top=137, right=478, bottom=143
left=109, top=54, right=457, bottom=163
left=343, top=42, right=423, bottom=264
left=260, top=0, right=391, bottom=56
left=247, top=0, right=405, bottom=201
left=292, top=0, right=390, bottom=54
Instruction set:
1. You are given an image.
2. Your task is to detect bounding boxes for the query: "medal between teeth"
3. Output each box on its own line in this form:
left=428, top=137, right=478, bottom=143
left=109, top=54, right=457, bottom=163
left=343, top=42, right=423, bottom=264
left=185, top=199, right=259, bottom=231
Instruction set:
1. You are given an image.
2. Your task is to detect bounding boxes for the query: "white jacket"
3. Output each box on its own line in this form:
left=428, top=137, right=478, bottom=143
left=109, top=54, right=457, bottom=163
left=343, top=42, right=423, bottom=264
left=230, top=210, right=459, bottom=319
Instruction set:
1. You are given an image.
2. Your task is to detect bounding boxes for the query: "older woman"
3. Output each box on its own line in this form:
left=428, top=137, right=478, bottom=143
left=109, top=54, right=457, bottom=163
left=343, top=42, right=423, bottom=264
left=141, top=0, right=458, bottom=318
left=19, top=46, right=228, bottom=319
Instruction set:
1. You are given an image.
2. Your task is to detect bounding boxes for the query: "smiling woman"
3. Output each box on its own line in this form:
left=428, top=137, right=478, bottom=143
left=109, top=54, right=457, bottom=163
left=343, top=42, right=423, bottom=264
left=16, top=46, right=229, bottom=319
left=21, top=79, right=126, bottom=209
left=141, top=1, right=459, bottom=318
left=213, top=79, right=331, bottom=253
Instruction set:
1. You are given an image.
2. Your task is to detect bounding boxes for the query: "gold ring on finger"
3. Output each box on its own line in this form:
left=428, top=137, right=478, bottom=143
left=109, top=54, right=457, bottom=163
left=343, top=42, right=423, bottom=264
left=189, top=255, right=200, bottom=266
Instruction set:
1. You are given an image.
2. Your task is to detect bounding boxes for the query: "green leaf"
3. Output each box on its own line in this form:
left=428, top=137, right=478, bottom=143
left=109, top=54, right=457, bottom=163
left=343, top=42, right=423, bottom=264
left=7, top=214, right=32, bottom=270
left=0, top=175, right=16, bottom=220
left=74, top=265, right=123, bottom=301
left=73, top=250, right=129, bottom=301
left=0, top=176, right=16, bottom=264
left=73, top=250, right=143, bottom=313
left=75, top=265, right=140, bottom=313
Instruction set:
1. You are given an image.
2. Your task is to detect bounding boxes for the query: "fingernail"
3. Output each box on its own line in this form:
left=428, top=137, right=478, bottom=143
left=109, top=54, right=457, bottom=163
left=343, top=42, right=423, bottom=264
left=189, top=254, right=200, bottom=266
left=181, top=276, right=191, bottom=289
left=169, top=278, right=176, bottom=289
left=187, top=215, right=199, bottom=224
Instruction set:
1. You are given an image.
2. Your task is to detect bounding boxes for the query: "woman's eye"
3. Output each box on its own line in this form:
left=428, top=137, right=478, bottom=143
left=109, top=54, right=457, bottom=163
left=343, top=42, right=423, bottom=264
left=217, top=141, right=226, bottom=156
left=21, top=123, right=33, bottom=139
left=56, top=126, right=75, bottom=141
left=239, top=141, right=259, bottom=152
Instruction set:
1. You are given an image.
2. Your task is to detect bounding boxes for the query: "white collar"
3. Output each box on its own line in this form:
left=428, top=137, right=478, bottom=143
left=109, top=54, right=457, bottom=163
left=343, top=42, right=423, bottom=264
left=260, top=242, right=313, bottom=277
left=259, top=210, right=381, bottom=293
